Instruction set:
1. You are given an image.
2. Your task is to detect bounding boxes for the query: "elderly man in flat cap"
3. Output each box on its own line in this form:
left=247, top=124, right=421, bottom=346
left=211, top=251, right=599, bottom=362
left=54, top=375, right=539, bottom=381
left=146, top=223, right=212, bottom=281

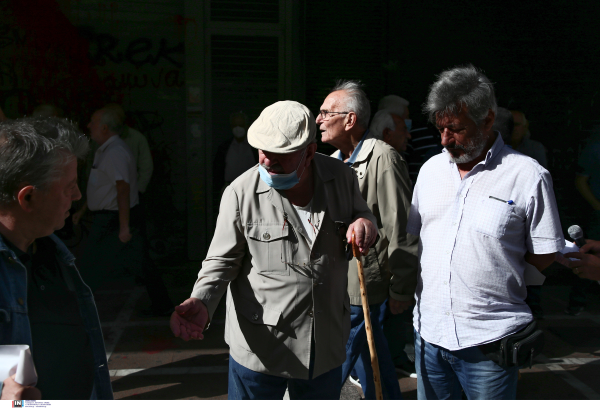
left=171, top=101, right=377, bottom=399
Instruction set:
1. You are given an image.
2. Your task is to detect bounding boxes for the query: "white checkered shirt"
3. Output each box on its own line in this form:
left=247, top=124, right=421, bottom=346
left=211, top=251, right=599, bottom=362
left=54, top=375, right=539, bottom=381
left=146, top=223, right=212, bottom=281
left=407, top=135, right=564, bottom=350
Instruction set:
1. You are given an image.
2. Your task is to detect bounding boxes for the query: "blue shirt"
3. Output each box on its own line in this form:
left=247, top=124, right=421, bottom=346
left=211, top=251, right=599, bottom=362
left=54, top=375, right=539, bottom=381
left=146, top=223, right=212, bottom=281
left=407, top=135, right=564, bottom=350
left=337, top=130, right=369, bottom=165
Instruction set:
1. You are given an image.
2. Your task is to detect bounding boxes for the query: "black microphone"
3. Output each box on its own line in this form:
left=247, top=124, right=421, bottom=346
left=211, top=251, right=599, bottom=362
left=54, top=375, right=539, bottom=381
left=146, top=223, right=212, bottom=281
left=568, top=225, right=586, bottom=248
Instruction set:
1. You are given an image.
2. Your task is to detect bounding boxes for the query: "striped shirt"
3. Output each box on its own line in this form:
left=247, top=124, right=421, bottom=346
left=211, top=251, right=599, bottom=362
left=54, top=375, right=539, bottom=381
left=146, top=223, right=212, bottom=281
left=407, top=134, right=564, bottom=350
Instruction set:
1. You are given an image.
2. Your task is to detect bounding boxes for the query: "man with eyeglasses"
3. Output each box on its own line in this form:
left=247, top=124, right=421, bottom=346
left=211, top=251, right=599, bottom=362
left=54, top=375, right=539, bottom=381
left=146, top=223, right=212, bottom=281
left=317, top=80, right=417, bottom=399
left=170, top=100, right=378, bottom=399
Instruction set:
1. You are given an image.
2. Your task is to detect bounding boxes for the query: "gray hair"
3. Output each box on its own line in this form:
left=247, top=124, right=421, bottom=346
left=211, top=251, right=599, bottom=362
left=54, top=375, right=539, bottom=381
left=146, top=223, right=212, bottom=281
left=370, top=110, right=395, bottom=140
left=99, top=105, right=124, bottom=135
left=0, top=117, right=89, bottom=207
left=424, top=65, right=497, bottom=125
left=493, top=107, right=514, bottom=144
left=331, top=79, right=371, bottom=128
left=378, top=95, right=409, bottom=117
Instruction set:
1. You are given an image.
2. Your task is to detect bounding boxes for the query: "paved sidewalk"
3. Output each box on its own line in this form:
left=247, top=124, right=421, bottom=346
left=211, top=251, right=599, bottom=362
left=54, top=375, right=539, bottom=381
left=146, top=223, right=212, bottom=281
left=88, top=262, right=600, bottom=400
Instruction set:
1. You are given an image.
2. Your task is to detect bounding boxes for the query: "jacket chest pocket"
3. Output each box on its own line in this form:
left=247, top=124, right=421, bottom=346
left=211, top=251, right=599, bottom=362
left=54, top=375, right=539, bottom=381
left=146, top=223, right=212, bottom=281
left=472, top=197, right=514, bottom=239
left=247, top=224, right=290, bottom=275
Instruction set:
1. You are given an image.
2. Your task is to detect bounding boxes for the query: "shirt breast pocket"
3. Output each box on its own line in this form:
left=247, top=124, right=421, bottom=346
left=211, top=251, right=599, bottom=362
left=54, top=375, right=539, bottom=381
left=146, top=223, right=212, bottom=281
left=246, top=224, right=290, bottom=275
left=472, top=197, right=513, bottom=239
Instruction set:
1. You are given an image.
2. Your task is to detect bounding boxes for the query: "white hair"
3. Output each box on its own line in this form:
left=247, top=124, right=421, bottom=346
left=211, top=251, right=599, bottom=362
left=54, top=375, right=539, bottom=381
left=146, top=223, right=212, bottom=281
left=331, top=79, right=371, bottom=128
left=370, top=110, right=396, bottom=140
left=378, top=95, right=409, bottom=117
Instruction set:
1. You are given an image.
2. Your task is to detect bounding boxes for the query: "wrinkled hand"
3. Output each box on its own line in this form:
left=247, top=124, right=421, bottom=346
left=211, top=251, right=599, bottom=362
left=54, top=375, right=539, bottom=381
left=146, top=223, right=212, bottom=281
left=119, top=226, right=132, bottom=243
left=347, top=218, right=377, bottom=254
left=170, top=298, right=210, bottom=341
left=389, top=298, right=412, bottom=315
left=0, top=375, right=41, bottom=400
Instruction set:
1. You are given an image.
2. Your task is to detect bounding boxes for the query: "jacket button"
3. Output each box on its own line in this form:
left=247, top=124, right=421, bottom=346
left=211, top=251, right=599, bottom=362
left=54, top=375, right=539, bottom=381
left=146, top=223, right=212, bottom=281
left=18, top=298, right=24, bottom=305
left=308, top=310, right=314, bottom=317
left=262, top=232, right=270, bottom=240
left=252, top=313, right=259, bottom=321
left=8, top=257, right=16, bottom=263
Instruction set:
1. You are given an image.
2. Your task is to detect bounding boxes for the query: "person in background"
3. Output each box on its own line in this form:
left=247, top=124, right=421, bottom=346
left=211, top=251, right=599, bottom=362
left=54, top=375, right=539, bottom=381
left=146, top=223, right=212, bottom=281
left=0, top=117, right=112, bottom=400
left=319, top=80, right=417, bottom=398
left=103, top=104, right=154, bottom=195
left=368, top=106, right=419, bottom=379
left=378, top=95, right=442, bottom=185
left=73, top=106, right=173, bottom=316
left=369, top=109, right=412, bottom=154
left=510, top=110, right=547, bottom=168
left=213, top=111, right=258, bottom=196
left=492, top=107, right=514, bottom=145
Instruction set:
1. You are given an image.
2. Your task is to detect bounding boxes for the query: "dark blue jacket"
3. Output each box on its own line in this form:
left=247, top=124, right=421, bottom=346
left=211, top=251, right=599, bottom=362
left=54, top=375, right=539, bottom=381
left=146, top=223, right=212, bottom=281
left=0, top=234, right=113, bottom=399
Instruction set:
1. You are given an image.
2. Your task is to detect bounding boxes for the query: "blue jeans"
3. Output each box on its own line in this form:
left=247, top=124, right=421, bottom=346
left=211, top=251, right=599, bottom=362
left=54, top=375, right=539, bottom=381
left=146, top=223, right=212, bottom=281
left=415, top=330, right=519, bottom=400
left=341, top=302, right=402, bottom=400
left=228, top=355, right=342, bottom=400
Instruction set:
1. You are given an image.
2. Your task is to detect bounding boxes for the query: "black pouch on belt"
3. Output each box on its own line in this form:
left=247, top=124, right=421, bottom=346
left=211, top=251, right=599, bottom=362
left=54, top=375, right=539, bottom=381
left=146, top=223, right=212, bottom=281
left=499, top=320, right=544, bottom=369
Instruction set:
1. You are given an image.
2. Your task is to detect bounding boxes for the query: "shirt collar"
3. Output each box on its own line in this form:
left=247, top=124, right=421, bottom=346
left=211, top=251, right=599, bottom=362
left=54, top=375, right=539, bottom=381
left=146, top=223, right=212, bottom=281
left=97, top=134, right=120, bottom=153
left=482, top=132, right=505, bottom=166
left=337, top=129, right=369, bottom=166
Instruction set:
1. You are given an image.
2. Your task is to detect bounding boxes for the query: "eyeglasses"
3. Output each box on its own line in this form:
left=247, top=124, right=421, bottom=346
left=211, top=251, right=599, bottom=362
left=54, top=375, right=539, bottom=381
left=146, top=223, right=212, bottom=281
left=318, top=110, right=349, bottom=120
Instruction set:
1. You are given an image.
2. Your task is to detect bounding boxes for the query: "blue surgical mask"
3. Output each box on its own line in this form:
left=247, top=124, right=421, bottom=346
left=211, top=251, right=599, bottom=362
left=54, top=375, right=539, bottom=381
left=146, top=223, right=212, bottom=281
left=404, top=119, right=412, bottom=132
left=258, top=148, right=308, bottom=190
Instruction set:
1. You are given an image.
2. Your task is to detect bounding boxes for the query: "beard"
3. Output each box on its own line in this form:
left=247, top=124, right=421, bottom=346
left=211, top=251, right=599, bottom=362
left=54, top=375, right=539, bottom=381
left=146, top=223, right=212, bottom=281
left=445, top=130, right=489, bottom=164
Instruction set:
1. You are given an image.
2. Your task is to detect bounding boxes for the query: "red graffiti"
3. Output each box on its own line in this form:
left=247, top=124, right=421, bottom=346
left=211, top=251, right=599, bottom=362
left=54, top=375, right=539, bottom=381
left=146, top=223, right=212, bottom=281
left=1, top=0, right=107, bottom=121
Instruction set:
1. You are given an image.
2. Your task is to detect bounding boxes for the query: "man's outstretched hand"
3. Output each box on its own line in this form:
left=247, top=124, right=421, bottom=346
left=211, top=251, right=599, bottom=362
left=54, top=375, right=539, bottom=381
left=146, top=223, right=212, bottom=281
left=170, top=298, right=209, bottom=341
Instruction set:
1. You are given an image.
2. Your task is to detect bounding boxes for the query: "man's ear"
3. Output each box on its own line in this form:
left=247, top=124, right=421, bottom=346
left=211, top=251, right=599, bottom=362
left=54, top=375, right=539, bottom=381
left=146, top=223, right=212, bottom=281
left=17, top=185, right=36, bottom=212
left=483, top=109, right=495, bottom=132
left=304, top=142, right=318, bottom=167
left=345, top=112, right=358, bottom=130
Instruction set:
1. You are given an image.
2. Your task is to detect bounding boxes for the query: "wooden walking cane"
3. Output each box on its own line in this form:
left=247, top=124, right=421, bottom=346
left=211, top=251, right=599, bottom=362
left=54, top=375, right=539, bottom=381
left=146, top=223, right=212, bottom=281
left=352, top=232, right=383, bottom=400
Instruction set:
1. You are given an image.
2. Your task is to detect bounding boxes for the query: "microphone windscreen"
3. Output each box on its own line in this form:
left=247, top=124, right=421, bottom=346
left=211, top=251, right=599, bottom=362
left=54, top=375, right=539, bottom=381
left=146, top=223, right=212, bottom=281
left=568, top=225, right=583, bottom=240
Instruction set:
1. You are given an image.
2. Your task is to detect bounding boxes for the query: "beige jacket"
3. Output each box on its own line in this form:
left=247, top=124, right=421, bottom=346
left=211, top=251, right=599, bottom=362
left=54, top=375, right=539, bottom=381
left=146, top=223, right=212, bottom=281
left=191, top=153, right=377, bottom=379
left=332, top=137, right=418, bottom=305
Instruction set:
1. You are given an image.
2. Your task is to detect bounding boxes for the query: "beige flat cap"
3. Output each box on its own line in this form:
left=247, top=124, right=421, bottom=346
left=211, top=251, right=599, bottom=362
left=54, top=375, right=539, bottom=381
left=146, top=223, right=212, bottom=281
left=248, top=100, right=316, bottom=154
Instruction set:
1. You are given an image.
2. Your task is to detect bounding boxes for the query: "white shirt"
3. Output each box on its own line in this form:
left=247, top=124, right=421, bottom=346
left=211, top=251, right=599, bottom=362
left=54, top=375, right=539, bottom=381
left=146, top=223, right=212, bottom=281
left=292, top=199, right=317, bottom=245
left=407, top=134, right=564, bottom=350
left=224, top=138, right=256, bottom=183
left=87, top=135, right=139, bottom=211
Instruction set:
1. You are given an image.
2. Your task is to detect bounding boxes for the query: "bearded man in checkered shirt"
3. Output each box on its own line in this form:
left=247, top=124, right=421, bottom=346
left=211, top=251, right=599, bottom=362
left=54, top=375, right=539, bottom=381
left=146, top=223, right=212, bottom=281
left=407, top=65, right=564, bottom=400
